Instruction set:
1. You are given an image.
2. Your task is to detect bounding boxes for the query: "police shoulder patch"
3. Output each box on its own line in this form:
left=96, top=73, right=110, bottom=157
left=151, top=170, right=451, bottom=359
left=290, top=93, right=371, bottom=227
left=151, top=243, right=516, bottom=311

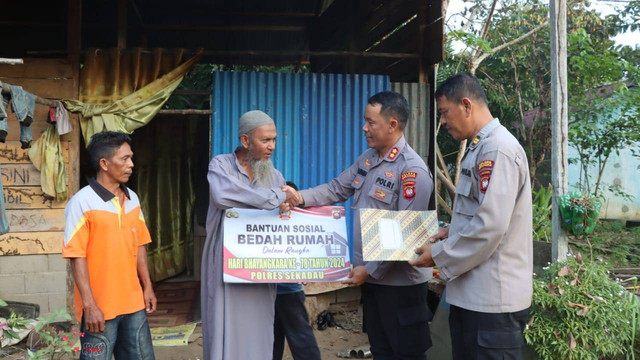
left=401, top=171, right=417, bottom=181
left=478, top=159, right=494, bottom=194
left=403, top=181, right=416, bottom=200
left=478, top=160, right=494, bottom=171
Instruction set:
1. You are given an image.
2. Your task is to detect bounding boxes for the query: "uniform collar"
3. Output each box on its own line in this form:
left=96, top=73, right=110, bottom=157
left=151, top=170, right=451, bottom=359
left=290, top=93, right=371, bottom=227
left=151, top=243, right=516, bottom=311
left=89, top=177, right=130, bottom=202
left=381, top=136, right=407, bottom=163
left=469, top=118, right=500, bottom=149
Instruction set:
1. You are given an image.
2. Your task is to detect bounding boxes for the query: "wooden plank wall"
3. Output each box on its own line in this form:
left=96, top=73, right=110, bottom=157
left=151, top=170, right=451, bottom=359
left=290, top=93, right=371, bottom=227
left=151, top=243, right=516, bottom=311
left=0, top=59, right=79, bottom=256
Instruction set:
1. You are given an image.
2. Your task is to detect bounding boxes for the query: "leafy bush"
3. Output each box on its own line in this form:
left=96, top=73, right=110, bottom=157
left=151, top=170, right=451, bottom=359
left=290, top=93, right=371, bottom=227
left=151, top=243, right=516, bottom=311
left=532, top=185, right=553, bottom=242
left=559, top=191, right=602, bottom=236
left=0, top=300, right=78, bottom=359
left=570, top=221, right=640, bottom=267
left=525, top=254, right=640, bottom=359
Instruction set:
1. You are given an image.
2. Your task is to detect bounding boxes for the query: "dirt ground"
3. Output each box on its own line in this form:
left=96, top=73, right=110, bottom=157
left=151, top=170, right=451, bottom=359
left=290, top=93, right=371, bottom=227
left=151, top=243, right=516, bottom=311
left=155, top=305, right=370, bottom=360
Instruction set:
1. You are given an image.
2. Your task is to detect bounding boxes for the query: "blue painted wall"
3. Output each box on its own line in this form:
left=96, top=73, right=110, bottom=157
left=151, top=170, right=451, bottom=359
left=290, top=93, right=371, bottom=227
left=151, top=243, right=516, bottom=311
left=211, top=71, right=391, bottom=258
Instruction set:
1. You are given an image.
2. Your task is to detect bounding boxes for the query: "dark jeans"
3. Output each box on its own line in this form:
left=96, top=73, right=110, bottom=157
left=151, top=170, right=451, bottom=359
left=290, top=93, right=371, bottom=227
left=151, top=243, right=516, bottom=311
left=273, top=291, right=321, bottom=360
left=362, top=282, right=433, bottom=360
left=449, top=305, right=529, bottom=360
left=80, top=309, right=155, bottom=360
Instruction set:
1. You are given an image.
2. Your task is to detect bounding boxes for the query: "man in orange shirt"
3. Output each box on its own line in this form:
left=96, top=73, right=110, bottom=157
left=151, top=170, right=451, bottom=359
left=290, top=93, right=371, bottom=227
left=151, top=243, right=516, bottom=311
left=63, top=131, right=156, bottom=360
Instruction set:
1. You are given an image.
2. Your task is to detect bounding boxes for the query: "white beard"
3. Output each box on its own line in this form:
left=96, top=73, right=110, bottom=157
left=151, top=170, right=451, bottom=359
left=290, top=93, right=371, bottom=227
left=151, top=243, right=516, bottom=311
left=248, top=150, right=275, bottom=188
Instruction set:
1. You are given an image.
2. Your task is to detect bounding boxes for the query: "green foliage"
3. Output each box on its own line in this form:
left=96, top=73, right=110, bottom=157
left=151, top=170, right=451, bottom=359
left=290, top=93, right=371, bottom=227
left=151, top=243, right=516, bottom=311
left=0, top=301, right=77, bottom=360
left=532, top=185, right=552, bottom=242
left=558, top=191, right=602, bottom=236
left=525, top=255, right=640, bottom=359
left=571, top=221, right=640, bottom=267
left=0, top=299, right=31, bottom=343
left=27, top=309, right=76, bottom=360
left=567, top=27, right=640, bottom=197
left=438, top=0, right=640, bottom=187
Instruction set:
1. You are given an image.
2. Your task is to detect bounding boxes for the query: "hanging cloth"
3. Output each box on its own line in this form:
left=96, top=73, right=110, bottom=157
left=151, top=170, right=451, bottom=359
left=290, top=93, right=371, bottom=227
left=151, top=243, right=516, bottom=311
left=28, top=124, right=67, bottom=201
left=62, top=49, right=202, bottom=146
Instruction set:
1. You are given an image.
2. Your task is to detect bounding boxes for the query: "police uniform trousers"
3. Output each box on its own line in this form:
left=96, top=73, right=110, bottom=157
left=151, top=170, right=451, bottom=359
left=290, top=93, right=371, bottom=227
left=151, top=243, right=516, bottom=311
left=449, top=305, right=529, bottom=360
left=362, top=282, right=432, bottom=360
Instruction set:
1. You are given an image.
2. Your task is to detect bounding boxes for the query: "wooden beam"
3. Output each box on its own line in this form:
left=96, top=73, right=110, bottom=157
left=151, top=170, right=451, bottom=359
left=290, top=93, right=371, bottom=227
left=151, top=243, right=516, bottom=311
left=0, top=82, right=59, bottom=107
left=139, top=24, right=306, bottom=32
left=418, top=0, right=428, bottom=83
left=173, top=90, right=211, bottom=96
left=550, top=0, right=569, bottom=263
left=0, top=58, right=23, bottom=65
left=118, top=0, right=127, bottom=50
left=0, top=232, right=63, bottom=256
left=213, top=12, right=317, bottom=18
left=157, top=109, right=212, bottom=115
left=67, top=0, right=81, bottom=65
left=1, top=21, right=308, bottom=32
left=4, top=187, right=67, bottom=210
left=204, top=50, right=419, bottom=59
left=423, top=0, right=445, bottom=67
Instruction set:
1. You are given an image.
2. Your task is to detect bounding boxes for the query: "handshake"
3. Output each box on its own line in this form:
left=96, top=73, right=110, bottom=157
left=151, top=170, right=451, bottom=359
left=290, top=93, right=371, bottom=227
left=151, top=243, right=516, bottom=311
left=279, top=185, right=304, bottom=212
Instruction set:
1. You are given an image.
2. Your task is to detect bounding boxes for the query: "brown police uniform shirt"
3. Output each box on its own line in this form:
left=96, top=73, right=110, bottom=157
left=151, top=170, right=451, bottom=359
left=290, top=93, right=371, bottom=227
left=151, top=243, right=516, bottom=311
left=300, top=136, right=434, bottom=286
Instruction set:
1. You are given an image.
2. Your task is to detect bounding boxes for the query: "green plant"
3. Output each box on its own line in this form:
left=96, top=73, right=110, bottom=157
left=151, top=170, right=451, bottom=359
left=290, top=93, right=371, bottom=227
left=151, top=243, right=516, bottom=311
left=558, top=191, right=602, bottom=237
left=27, top=310, right=78, bottom=360
left=0, top=299, right=32, bottom=344
left=1, top=300, right=78, bottom=359
left=570, top=221, right=640, bottom=267
left=525, top=254, right=640, bottom=359
left=532, top=185, right=552, bottom=242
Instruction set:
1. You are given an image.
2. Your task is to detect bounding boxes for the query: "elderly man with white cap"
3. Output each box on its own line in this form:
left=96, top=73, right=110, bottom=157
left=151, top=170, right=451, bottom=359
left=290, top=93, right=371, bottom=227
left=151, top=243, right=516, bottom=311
left=201, top=110, right=300, bottom=360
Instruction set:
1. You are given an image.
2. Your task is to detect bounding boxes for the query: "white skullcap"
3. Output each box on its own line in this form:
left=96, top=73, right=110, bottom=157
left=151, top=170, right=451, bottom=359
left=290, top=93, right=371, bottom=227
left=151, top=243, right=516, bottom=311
left=238, top=110, right=275, bottom=137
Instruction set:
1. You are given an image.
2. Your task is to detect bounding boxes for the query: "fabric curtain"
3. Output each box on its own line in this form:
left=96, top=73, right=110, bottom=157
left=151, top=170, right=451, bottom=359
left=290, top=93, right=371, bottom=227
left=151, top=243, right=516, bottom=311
left=63, top=48, right=202, bottom=146
left=132, top=117, right=197, bottom=281
left=65, top=47, right=202, bottom=281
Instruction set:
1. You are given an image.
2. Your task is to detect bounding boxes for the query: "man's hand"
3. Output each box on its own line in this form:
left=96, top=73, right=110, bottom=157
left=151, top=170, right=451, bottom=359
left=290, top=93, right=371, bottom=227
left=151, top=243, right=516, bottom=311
left=279, top=202, right=291, bottom=213
left=83, top=304, right=105, bottom=333
left=408, top=243, right=435, bottom=268
left=430, top=227, right=449, bottom=243
left=281, top=185, right=303, bottom=206
left=342, top=266, right=368, bottom=287
left=143, top=285, right=157, bottom=313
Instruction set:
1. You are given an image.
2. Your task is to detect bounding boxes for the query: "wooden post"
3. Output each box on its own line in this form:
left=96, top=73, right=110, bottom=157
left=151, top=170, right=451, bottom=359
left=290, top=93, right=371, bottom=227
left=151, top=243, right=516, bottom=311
left=67, top=0, right=82, bottom=319
left=118, top=0, right=127, bottom=50
left=550, top=0, right=569, bottom=262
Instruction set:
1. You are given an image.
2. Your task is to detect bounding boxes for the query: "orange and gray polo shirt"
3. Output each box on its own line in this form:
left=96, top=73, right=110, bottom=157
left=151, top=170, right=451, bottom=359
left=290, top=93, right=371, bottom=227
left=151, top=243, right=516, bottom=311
left=63, top=178, right=151, bottom=322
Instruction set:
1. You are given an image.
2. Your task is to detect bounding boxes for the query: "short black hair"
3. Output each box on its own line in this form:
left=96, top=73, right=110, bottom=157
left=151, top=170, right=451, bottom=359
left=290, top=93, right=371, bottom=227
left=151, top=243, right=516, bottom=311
left=367, top=91, right=410, bottom=129
left=87, top=131, right=132, bottom=172
left=435, top=73, right=488, bottom=106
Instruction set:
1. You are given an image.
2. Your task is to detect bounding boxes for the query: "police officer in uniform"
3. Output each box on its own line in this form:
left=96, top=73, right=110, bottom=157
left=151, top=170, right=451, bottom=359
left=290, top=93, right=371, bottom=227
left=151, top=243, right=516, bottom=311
left=291, top=91, right=435, bottom=360
left=410, top=73, right=533, bottom=359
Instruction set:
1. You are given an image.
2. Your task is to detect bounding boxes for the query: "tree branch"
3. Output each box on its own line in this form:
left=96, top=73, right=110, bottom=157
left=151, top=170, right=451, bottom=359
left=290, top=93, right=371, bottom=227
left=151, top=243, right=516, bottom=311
left=472, top=20, right=549, bottom=69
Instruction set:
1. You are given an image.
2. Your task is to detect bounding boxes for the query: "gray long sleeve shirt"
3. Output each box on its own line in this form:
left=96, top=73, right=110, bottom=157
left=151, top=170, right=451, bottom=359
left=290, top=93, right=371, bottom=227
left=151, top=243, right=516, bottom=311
left=300, top=136, right=434, bottom=286
left=431, top=119, right=533, bottom=313
left=201, top=152, right=286, bottom=360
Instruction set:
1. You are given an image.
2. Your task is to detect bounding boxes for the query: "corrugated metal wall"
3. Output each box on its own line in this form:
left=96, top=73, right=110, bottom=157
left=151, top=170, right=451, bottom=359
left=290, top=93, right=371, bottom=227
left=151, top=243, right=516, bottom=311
left=211, top=71, right=390, bottom=256
left=392, top=82, right=430, bottom=160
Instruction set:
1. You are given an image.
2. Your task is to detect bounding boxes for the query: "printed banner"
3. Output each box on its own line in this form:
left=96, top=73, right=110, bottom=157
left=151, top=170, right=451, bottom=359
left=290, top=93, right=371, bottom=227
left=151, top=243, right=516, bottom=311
left=223, top=206, right=351, bottom=283
left=360, top=209, right=438, bottom=261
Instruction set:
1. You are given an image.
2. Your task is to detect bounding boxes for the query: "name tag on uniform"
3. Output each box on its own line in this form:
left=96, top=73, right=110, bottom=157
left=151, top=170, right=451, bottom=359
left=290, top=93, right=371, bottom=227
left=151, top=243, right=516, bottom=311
left=360, top=209, right=438, bottom=261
